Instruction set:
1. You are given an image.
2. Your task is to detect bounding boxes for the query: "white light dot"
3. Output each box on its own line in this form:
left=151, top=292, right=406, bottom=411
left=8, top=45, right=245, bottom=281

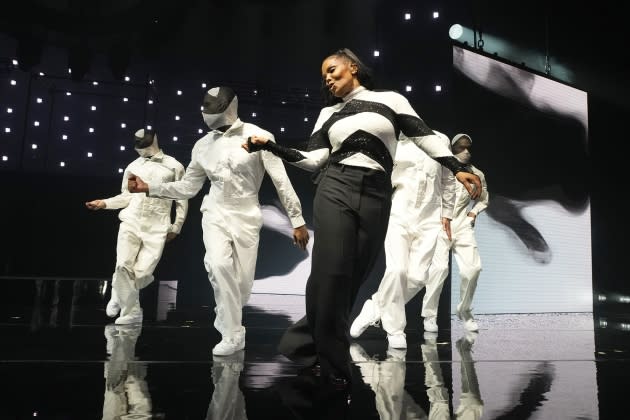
left=59, top=161, right=65, bottom=167
left=405, top=85, right=412, bottom=92
left=36, top=98, right=43, bottom=103
left=253, top=89, right=258, bottom=95
left=68, top=68, right=72, bottom=74
left=89, top=127, right=94, bottom=133
left=39, top=72, right=45, bottom=76
left=281, top=101, right=286, bottom=105
left=404, top=12, right=411, bottom=20
left=198, top=129, right=203, bottom=134
left=63, top=116, right=69, bottom=121
left=121, top=123, right=126, bottom=128
left=66, top=91, right=71, bottom=96
left=4, top=128, right=11, bottom=133
left=173, top=136, right=178, bottom=141
left=87, top=152, right=93, bottom=157
left=435, top=85, right=442, bottom=92
left=33, top=121, right=40, bottom=127
left=175, top=115, right=180, bottom=121
left=7, top=108, right=12, bottom=114
left=12, top=59, right=18, bottom=65
left=304, top=117, right=309, bottom=122
left=90, top=105, right=96, bottom=111
left=124, top=76, right=130, bottom=82
left=373, top=50, right=380, bottom=57
left=123, top=97, right=128, bottom=102
left=92, top=81, right=98, bottom=86
left=148, top=100, right=153, bottom=105
left=2, top=156, right=7, bottom=161
left=280, top=127, right=285, bottom=132
left=31, top=144, right=38, bottom=149
left=177, top=90, right=182, bottom=95
left=62, top=134, right=68, bottom=140
left=201, top=83, right=207, bottom=88
left=118, top=168, right=123, bottom=173
left=10, top=80, right=16, bottom=86
left=146, top=125, right=152, bottom=130
left=120, top=146, right=126, bottom=151
left=433, top=11, right=439, bottom=19
left=200, top=106, right=203, bottom=111
left=149, top=80, right=154, bottom=85
left=252, top=112, right=257, bottom=117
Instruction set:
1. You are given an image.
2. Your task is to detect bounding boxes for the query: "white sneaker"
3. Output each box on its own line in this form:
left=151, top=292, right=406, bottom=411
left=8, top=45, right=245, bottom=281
left=106, top=299, right=120, bottom=318
left=387, top=333, right=407, bottom=349
left=423, top=316, right=439, bottom=332
left=213, top=332, right=246, bottom=356
left=456, top=304, right=479, bottom=332
left=115, top=311, right=143, bottom=325
left=350, top=299, right=380, bottom=338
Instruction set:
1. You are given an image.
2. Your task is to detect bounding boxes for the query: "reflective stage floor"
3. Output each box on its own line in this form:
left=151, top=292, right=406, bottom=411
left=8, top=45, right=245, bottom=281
left=1, top=277, right=627, bottom=419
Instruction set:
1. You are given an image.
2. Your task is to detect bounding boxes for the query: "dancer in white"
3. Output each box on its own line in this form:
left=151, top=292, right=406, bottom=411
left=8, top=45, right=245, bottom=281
left=349, top=131, right=456, bottom=348
left=426, top=133, right=488, bottom=332
left=128, top=86, right=309, bottom=356
left=86, top=129, right=188, bottom=325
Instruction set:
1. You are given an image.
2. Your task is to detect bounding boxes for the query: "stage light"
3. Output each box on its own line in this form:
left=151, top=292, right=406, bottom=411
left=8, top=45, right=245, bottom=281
left=33, top=121, right=40, bottom=127
left=118, top=168, right=123, bottom=173
left=373, top=50, right=380, bottom=57
left=66, top=92, right=71, bottom=96
left=198, top=129, right=203, bottom=134
left=173, top=136, right=178, bottom=141
left=63, top=116, right=69, bottom=121
left=124, top=76, right=130, bottom=82
left=36, top=98, right=42, bottom=103
left=148, top=100, right=153, bottom=105
left=202, top=83, right=207, bottom=88
left=7, top=108, right=12, bottom=113
left=120, top=146, right=126, bottom=151
left=304, top=117, right=308, bottom=122
left=449, top=24, right=464, bottom=40
left=68, top=68, right=72, bottom=74
left=435, top=85, right=442, bottom=92
left=305, top=93, right=309, bottom=97
left=405, top=85, right=412, bottom=92
left=146, top=125, right=152, bottom=130
left=177, top=90, right=182, bottom=95
left=281, top=101, right=286, bottom=105
left=123, top=97, right=128, bottom=102
left=39, top=72, right=45, bottom=76
left=90, top=106, right=96, bottom=111
left=121, top=123, right=126, bottom=128
left=62, top=134, right=67, bottom=140
left=89, top=127, right=94, bottom=133
left=253, top=89, right=258, bottom=95
left=12, top=59, right=18, bottom=65
left=280, top=127, right=285, bottom=132
left=5, top=128, right=11, bottom=133
left=433, top=11, right=439, bottom=19
left=92, top=81, right=98, bottom=86
left=31, top=144, right=37, bottom=149
left=87, top=152, right=93, bottom=157
left=404, top=12, right=411, bottom=20
left=175, top=115, right=180, bottom=121
left=10, top=80, right=16, bottom=86
left=60, top=161, right=65, bottom=167
left=252, top=112, right=257, bottom=117
left=2, top=156, right=7, bottom=161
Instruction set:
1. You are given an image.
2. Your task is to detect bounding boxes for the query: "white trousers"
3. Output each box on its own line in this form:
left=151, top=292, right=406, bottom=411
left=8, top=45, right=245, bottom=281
left=424, top=218, right=481, bottom=317
left=202, top=196, right=262, bottom=340
left=207, top=351, right=246, bottom=420
left=421, top=341, right=451, bottom=420
left=112, top=221, right=167, bottom=318
left=372, top=208, right=442, bottom=335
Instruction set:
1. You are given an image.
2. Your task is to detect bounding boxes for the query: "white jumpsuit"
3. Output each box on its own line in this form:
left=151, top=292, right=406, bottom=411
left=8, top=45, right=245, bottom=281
left=104, top=151, right=188, bottom=318
left=425, top=165, right=488, bottom=317
left=371, top=136, right=456, bottom=336
left=148, top=119, right=305, bottom=341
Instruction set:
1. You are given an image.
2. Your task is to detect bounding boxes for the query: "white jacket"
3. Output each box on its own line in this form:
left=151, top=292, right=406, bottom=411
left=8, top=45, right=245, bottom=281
left=104, top=150, right=188, bottom=234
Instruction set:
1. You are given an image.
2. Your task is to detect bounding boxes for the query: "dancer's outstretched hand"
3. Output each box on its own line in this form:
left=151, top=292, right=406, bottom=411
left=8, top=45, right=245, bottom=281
left=85, top=200, right=106, bottom=210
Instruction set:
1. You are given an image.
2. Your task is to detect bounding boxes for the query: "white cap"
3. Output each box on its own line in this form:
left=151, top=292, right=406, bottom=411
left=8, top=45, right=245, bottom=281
left=451, top=133, right=472, bottom=146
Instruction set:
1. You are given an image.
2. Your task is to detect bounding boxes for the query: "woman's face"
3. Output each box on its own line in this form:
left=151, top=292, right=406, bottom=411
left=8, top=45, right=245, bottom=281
left=321, top=56, right=358, bottom=98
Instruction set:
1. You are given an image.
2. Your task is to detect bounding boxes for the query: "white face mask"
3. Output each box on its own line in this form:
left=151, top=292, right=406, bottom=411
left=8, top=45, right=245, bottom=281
left=455, top=150, right=471, bottom=164
left=201, top=96, right=238, bottom=130
left=202, top=112, right=222, bottom=129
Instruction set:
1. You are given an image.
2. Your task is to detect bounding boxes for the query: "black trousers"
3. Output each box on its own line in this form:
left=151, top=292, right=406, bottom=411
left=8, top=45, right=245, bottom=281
left=279, top=163, right=392, bottom=380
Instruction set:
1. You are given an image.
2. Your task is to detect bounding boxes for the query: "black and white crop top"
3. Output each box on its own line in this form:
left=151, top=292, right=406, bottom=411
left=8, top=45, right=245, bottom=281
left=251, top=86, right=466, bottom=176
